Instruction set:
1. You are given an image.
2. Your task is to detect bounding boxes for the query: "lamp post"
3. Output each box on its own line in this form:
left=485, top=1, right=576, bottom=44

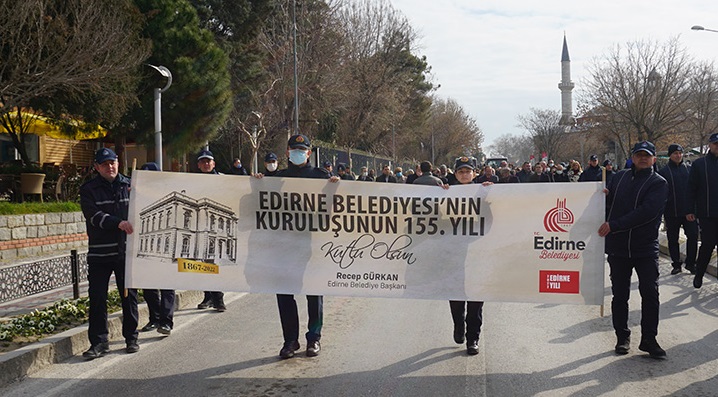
left=147, top=64, right=172, bottom=170
left=692, top=25, right=718, bottom=33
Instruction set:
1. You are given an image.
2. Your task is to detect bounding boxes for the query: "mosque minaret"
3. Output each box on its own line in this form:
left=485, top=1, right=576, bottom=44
left=558, top=33, right=575, bottom=126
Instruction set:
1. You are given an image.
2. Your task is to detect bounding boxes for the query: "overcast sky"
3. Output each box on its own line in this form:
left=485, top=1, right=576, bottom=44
left=390, top=0, right=718, bottom=154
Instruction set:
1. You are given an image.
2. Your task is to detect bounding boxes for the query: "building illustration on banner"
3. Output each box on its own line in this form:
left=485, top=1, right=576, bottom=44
left=137, top=191, right=238, bottom=265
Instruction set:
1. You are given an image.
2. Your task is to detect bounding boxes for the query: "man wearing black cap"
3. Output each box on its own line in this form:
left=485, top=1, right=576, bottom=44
left=687, top=133, right=718, bottom=288
left=322, top=160, right=334, bottom=176
left=603, top=160, right=615, bottom=185
left=195, top=149, right=227, bottom=312
left=255, top=134, right=339, bottom=359
left=579, top=154, right=602, bottom=182
left=80, top=148, right=139, bottom=358
left=336, top=163, right=354, bottom=180
left=264, top=152, right=279, bottom=176
left=659, top=144, right=698, bottom=275
left=598, top=141, right=668, bottom=358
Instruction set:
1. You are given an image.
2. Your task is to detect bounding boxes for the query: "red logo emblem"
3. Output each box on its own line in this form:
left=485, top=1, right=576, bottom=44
left=543, top=198, right=574, bottom=233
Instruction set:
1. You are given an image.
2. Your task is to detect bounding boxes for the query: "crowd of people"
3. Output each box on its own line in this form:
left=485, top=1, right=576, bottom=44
left=78, top=132, right=718, bottom=362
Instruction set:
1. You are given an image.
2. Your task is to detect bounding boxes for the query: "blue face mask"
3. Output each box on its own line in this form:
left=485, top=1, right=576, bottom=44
left=396, top=172, right=403, bottom=178
left=289, top=149, right=308, bottom=165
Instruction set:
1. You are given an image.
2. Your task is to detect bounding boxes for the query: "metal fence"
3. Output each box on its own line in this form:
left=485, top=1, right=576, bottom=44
left=0, top=251, right=88, bottom=303
left=313, top=146, right=413, bottom=176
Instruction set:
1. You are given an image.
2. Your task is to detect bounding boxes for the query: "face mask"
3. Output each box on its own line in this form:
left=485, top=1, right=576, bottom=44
left=266, top=163, right=278, bottom=172
left=362, top=172, right=368, bottom=177
left=234, top=163, right=242, bottom=168
left=288, top=149, right=308, bottom=165
left=396, top=172, right=402, bottom=178
left=556, top=170, right=563, bottom=174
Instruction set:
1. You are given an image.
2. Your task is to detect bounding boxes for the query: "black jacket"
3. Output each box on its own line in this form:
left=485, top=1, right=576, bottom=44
left=80, top=174, right=131, bottom=264
left=687, top=151, right=718, bottom=218
left=276, top=162, right=331, bottom=179
left=604, top=166, right=667, bottom=258
left=375, top=174, right=397, bottom=183
left=658, top=160, right=691, bottom=217
left=578, top=165, right=603, bottom=182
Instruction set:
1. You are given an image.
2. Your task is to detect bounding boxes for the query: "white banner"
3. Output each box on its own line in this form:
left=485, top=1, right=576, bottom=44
left=126, top=171, right=606, bottom=305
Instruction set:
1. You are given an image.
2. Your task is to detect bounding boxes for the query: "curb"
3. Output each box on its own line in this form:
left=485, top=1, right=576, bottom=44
left=0, top=290, right=203, bottom=388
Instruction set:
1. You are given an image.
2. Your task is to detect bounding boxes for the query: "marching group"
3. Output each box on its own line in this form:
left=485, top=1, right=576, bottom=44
left=79, top=132, right=718, bottom=360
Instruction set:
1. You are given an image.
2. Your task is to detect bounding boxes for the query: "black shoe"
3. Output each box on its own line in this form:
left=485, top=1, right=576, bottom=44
left=197, top=299, right=213, bottom=309
left=638, top=338, right=666, bottom=359
left=686, top=264, right=696, bottom=274
left=140, top=322, right=159, bottom=332
left=157, top=324, right=172, bottom=335
left=467, top=340, right=479, bottom=355
left=453, top=324, right=465, bottom=344
left=279, top=340, right=300, bottom=359
left=215, top=303, right=227, bottom=312
left=694, top=275, right=703, bottom=289
left=306, top=340, right=321, bottom=357
left=615, top=337, right=630, bottom=355
left=670, top=267, right=682, bottom=275
left=82, top=342, right=110, bottom=360
left=126, top=341, right=140, bottom=354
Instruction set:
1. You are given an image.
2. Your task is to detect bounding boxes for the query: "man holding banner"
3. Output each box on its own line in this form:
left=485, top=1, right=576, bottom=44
left=257, top=134, right=339, bottom=359
left=598, top=141, right=667, bottom=359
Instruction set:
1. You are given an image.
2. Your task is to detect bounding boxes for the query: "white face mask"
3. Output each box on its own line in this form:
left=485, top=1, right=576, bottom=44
left=288, top=149, right=308, bottom=165
left=266, top=163, right=278, bottom=172
left=556, top=170, right=563, bottom=174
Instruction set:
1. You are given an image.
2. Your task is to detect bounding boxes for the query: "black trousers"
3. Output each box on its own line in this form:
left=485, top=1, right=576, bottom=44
left=276, top=294, right=323, bottom=343
left=87, top=260, right=139, bottom=346
left=144, top=289, right=176, bottom=328
left=449, top=301, right=484, bottom=342
left=696, top=217, right=718, bottom=278
left=664, top=215, right=698, bottom=268
left=608, top=255, right=660, bottom=340
left=201, top=291, right=225, bottom=306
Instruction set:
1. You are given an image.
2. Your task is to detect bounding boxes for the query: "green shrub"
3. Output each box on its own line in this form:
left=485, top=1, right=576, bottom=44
left=0, top=201, right=81, bottom=215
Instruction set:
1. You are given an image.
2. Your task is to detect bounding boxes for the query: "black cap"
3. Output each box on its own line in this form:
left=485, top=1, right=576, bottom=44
left=337, top=163, right=347, bottom=171
left=95, top=148, right=117, bottom=164
left=140, top=162, right=160, bottom=171
left=454, top=156, right=477, bottom=170
left=602, top=160, right=612, bottom=167
left=264, top=152, right=278, bottom=162
left=322, top=160, right=332, bottom=168
left=288, top=134, right=311, bottom=149
left=589, top=154, right=598, bottom=161
left=667, top=144, right=683, bottom=156
left=632, top=141, right=656, bottom=156
left=197, top=149, right=214, bottom=161
left=710, top=133, right=718, bottom=143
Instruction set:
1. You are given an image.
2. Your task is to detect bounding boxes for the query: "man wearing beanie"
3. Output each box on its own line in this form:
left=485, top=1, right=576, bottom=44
left=658, top=144, right=698, bottom=275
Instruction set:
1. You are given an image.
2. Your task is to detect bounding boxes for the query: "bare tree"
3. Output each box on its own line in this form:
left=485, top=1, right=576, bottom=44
left=517, top=108, right=565, bottom=160
left=0, top=0, right=148, bottom=165
left=685, top=61, right=718, bottom=153
left=581, top=37, right=693, bottom=145
left=487, top=133, right=535, bottom=165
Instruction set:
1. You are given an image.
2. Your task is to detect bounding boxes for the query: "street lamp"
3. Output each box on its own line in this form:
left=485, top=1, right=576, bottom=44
left=692, top=25, right=718, bottom=33
left=147, top=64, right=172, bottom=170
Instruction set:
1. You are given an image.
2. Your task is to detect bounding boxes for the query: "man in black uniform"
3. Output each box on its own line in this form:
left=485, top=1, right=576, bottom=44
left=687, top=133, right=718, bottom=288
left=579, top=154, right=602, bottom=181
left=658, top=144, right=697, bottom=275
left=263, top=152, right=279, bottom=176
left=336, top=163, right=354, bottom=180
left=598, top=141, right=668, bottom=358
left=80, top=148, right=139, bottom=359
left=257, top=134, right=339, bottom=359
left=195, top=149, right=227, bottom=312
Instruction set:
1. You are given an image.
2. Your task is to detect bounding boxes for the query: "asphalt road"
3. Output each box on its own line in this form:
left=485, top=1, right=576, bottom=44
left=2, top=255, right=717, bottom=397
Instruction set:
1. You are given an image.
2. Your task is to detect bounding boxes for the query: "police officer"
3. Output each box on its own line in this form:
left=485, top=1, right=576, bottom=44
left=448, top=156, right=484, bottom=355
left=598, top=141, right=668, bottom=358
left=658, top=144, right=698, bottom=275
left=80, top=148, right=139, bottom=359
left=138, top=162, right=176, bottom=336
left=264, top=152, right=279, bottom=176
left=579, top=154, right=602, bottom=181
left=195, top=149, right=227, bottom=312
left=255, top=134, right=339, bottom=359
left=687, top=133, right=718, bottom=288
